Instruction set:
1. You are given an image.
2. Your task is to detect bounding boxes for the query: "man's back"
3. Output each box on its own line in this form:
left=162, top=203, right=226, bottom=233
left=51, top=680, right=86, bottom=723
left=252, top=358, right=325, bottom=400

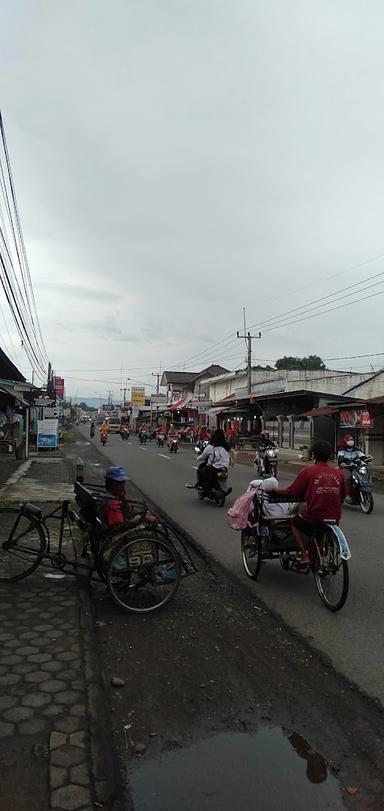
left=286, top=463, right=347, bottom=523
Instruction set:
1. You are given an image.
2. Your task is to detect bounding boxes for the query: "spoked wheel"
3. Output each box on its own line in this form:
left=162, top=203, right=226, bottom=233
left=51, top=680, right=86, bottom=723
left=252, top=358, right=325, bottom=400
left=313, top=528, right=349, bottom=612
left=0, top=508, right=46, bottom=582
left=241, top=531, right=262, bottom=580
left=107, top=530, right=182, bottom=613
left=360, top=492, right=374, bottom=514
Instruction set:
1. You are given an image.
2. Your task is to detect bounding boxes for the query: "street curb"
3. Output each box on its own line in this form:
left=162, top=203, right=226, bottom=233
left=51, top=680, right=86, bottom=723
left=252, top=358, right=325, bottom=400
left=79, top=586, right=126, bottom=810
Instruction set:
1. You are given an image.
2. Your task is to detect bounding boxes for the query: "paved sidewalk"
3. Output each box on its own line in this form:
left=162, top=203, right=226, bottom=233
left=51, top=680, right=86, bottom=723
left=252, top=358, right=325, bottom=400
left=0, top=452, right=120, bottom=811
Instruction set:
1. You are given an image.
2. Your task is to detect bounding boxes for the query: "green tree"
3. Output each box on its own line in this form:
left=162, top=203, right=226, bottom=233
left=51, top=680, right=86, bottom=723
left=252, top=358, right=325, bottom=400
left=275, top=355, right=325, bottom=371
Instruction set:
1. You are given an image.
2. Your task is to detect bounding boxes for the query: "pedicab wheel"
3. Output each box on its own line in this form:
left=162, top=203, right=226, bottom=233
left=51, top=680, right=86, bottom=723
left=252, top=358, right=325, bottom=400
left=241, top=531, right=262, bottom=580
left=0, top=507, right=46, bottom=582
left=360, top=492, right=374, bottom=514
left=106, top=529, right=182, bottom=614
left=313, top=528, right=349, bottom=612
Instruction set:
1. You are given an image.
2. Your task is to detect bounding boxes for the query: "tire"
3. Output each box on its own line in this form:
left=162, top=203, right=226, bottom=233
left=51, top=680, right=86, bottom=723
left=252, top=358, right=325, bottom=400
left=360, top=492, right=374, bottom=514
left=107, top=530, right=181, bottom=614
left=0, top=507, right=46, bottom=582
left=313, top=527, right=349, bottom=612
left=216, top=492, right=226, bottom=507
left=241, top=531, right=262, bottom=580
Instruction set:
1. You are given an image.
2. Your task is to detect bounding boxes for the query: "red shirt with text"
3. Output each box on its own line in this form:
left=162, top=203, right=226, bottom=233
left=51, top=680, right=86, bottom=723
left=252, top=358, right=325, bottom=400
left=286, top=463, right=347, bottom=523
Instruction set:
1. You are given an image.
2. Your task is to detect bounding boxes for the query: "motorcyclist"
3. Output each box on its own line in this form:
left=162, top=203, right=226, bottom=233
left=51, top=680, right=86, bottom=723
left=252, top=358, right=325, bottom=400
left=99, top=421, right=109, bottom=441
left=194, top=428, right=232, bottom=495
left=255, top=430, right=277, bottom=473
left=90, top=421, right=95, bottom=437
left=167, top=423, right=177, bottom=447
left=337, top=434, right=370, bottom=492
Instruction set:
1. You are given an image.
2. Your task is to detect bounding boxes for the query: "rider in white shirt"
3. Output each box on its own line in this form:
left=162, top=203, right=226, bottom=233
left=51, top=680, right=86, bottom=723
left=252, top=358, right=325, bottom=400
left=195, top=429, right=231, bottom=493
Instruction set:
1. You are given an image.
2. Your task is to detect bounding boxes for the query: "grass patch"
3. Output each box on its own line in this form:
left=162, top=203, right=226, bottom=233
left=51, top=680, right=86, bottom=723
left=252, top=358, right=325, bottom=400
left=62, top=431, right=74, bottom=444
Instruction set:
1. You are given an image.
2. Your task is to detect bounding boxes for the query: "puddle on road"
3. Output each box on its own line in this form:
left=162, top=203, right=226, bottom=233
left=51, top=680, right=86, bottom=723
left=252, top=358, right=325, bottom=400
left=130, top=728, right=344, bottom=811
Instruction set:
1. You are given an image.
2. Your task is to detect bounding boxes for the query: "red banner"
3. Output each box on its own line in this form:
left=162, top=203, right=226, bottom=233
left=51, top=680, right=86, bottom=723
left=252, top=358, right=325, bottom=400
left=54, top=377, right=65, bottom=399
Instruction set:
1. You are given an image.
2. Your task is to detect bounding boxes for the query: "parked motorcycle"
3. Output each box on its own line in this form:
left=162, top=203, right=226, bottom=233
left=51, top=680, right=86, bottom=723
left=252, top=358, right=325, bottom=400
left=168, top=437, right=178, bottom=453
left=341, top=455, right=374, bottom=514
left=254, top=443, right=278, bottom=477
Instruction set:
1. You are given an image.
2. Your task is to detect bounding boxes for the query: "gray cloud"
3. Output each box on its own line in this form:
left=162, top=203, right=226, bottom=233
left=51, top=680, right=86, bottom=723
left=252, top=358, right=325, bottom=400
left=1, top=0, right=384, bottom=396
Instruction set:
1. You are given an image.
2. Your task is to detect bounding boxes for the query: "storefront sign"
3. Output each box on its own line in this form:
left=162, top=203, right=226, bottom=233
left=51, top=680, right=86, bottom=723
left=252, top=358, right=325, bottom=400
left=37, top=418, right=58, bottom=449
left=340, top=409, right=372, bottom=429
left=131, top=387, right=145, bottom=407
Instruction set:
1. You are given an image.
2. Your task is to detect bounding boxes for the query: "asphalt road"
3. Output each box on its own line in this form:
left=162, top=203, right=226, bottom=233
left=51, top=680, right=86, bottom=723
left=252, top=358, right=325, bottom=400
left=79, top=427, right=384, bottom=705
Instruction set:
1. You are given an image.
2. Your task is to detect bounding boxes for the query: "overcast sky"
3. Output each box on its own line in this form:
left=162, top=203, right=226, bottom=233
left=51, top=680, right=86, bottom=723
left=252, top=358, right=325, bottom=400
left=1, top=0, right=384, bottom=400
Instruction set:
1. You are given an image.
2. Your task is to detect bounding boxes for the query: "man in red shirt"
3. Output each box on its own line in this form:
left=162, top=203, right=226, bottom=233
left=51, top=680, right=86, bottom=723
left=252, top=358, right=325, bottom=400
left=278, top=440, right=347, bottom=564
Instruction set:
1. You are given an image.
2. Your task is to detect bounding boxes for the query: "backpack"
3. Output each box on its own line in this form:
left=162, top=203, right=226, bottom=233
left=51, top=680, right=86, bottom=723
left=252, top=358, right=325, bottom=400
left=227, top=490, right=257, bottom=531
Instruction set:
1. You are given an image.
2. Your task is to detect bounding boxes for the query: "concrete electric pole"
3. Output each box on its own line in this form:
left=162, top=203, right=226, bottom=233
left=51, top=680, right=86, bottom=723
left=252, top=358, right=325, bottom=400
left=237, top=330, right=262, bottom=394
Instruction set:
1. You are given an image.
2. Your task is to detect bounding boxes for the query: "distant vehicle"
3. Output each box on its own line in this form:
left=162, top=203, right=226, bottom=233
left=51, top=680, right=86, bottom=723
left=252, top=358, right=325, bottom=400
left=108, top=418, right=122, bottom=434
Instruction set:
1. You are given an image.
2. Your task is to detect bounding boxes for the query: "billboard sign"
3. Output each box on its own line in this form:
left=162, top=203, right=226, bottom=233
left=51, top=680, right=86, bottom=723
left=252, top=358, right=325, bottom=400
left=37, top=418, right=59, bottom=449
left=54, top=377, right=65, bottom=399
left=131, top=387, right=145, bottom=407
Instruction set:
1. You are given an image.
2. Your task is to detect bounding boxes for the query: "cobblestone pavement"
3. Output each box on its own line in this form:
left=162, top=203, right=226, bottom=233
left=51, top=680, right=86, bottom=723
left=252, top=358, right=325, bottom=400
left=0, top=451, right=121, bottom=811
left=0, top=575, right=94, bottom=811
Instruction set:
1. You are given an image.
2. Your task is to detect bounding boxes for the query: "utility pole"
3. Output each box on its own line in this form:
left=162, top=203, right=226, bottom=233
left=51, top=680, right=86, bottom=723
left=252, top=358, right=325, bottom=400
left=237, top=330, right=262, bottom=394
left=152, top=371, right=160, bottom=394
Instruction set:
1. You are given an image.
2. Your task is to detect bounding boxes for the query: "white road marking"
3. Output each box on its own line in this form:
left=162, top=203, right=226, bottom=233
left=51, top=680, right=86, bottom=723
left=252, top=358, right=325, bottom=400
left=192, top=466, right=198, bottom=469
left=139, top=446, right=148, bottom=451
left=158, top=453, right=170, bottom=460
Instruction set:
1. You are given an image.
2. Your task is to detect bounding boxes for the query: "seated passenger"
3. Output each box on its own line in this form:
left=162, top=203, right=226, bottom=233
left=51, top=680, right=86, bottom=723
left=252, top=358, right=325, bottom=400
left=101, top=466, right=156, bottom=529
left=247, top=477, right=290, bottom=518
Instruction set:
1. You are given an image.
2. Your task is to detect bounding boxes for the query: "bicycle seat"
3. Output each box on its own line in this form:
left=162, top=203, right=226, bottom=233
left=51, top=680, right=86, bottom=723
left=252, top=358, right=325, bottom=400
left=22, top=503, right=42, bottom=519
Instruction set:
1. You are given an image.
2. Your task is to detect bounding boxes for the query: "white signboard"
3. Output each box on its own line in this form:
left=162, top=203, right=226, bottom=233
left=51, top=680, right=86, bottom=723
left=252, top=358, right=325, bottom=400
left=37, top=419, right=59, bottom=449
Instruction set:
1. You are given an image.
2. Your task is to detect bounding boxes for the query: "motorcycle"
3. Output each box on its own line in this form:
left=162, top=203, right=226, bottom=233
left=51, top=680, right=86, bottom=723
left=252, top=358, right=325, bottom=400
left=196, top=439, right=209, bottom=454
left=120, top=428, right=130, bottom=440
left=254, top=443, right=278, bottom=477
left=90, top=427, right=95, bottom=439
left=100, top=433, right=107, bottom=446
left=341, top=456, right=374, bottom=514
left=191, top=448, right=230, bottom=506
left=168, top=437, right=178, bottom=453
left=157, top=433, right=165, bottom=448
left=139, top=432, right=147, bottom=445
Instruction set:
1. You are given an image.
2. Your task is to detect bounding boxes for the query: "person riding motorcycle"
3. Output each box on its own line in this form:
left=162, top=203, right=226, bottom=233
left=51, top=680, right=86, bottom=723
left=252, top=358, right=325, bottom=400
left=337, top=435, right=367, bottom=489
left=99, top=421, right=109, bottom=441
left=255, top=430, right=277, bottom=473
left=90, top=421, right=95, bottom=438
left=195, top=428, right=232, bottom=495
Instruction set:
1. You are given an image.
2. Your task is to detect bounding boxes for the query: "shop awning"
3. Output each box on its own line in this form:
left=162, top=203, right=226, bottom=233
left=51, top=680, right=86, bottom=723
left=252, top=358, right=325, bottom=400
left=301, top=405, right=340, bottom=418
left=169, top=395, right=191, bottom=411
left=0, top=385, right=29, bottom=408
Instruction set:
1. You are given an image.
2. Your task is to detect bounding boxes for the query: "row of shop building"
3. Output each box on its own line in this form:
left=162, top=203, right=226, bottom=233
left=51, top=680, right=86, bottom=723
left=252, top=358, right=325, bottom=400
left=148, top=365, right=384, bottom=464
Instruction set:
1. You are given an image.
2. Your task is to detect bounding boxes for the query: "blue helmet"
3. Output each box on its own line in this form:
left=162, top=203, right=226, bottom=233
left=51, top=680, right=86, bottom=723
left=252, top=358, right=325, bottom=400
left=105, top=465, right=128, bottom=482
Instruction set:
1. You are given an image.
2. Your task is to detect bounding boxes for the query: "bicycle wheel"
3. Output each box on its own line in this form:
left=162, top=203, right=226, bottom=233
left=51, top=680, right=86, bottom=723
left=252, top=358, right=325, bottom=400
left=106, top=530, right=181, bottom=613
left=313, top=527, right=349, bottom=612
left=241, top=531, right=262, bottom=580
left=0, top=507, right=46, bottom=582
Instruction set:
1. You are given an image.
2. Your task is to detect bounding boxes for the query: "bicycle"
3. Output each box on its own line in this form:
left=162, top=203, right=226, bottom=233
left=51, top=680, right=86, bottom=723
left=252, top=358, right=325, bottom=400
left=240, top=491, right=351, bottom=612
left=0, top=483, right=190, bottom=614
